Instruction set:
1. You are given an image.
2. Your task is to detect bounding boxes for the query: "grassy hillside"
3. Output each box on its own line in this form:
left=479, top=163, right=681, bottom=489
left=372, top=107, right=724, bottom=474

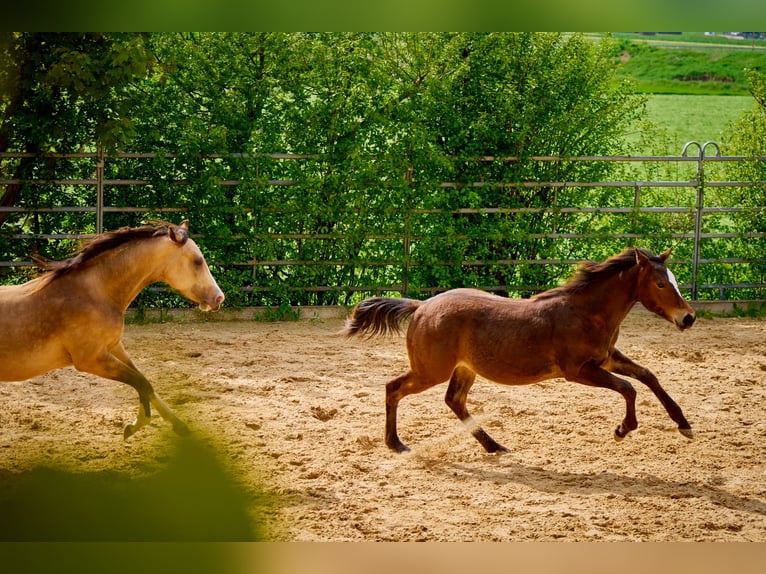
left=610, top=33, right=766, bottom=95
left=602, top=34, right=763, bottom=152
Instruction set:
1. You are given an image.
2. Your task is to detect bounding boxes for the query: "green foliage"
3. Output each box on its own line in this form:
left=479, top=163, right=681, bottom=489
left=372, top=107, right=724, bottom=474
left=253, top=301, right=301, bottom=322
left=0, top=33, right=155, bottom=268
left=716, top=68, right=766, bottom=300
left=720, top=301, right=766, bottom=318
left=1, top=33, right=764, bottom=305
left=0, top=33, right=153, bottom=154
left=0, top=436, right=263, bottom=540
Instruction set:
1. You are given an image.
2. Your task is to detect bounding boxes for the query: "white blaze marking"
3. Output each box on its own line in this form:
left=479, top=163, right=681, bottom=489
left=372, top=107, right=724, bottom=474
left=667, top=268, right=682, bottom=297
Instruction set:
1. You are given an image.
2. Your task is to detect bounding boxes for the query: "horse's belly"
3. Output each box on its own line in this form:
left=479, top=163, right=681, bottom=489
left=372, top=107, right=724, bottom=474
left=461, top=331, right=563, bottom=385
left=0, top=352, right=70, bottom=382
left=469, top=358, right=563, bottom=386
left=0, top=327, right=70, bottom=381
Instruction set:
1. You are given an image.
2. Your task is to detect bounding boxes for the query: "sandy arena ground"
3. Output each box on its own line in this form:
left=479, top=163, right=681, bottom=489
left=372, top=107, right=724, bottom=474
left=1, top=308, right=765, bottom=541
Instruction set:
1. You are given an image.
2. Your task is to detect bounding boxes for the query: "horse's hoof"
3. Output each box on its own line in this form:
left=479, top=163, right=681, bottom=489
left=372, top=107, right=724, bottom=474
left=487, top=444, right=510, bottom=454
left=679, top=427, right=694, bottom=440
left=123, top=424, right=136, bottom=440
left=614, top=427, right=626, bottom=442
left=389, top=442, right=411, bottom=454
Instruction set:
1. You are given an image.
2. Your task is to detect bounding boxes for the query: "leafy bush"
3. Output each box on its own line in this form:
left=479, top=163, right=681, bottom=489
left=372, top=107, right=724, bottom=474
left=2, top=33, right=764, bottom=306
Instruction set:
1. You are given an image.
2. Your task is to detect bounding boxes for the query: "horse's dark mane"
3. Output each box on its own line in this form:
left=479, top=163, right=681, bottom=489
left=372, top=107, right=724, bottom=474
left=534, top=248, right=661, bottom=300
left=33, top=222, right=176, bottom=288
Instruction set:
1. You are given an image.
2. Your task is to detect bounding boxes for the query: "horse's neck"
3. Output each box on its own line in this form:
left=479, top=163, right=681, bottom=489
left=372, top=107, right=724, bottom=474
left=87, top=239, right=170, bottom=311
left=578, top=266, right=640, bottom=329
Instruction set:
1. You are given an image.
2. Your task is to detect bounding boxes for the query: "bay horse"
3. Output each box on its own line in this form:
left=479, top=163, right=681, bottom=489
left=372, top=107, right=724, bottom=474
left=344, top=248, right=696, bottom=454
left=0, top=220, right=224, bottom=439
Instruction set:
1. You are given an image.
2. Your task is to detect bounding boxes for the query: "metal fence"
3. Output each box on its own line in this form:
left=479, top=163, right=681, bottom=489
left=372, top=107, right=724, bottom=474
left=1, top=143, right=765, bottom=302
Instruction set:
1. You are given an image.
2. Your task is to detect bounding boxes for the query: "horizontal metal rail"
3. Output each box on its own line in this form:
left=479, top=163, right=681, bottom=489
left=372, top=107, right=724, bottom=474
left=2, top=146, right=765, bottom=300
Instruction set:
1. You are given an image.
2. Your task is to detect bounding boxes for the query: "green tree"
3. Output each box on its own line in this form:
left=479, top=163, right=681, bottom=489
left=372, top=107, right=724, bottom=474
left=1, top=33, right=654, bottom=305
left=130, top=33, right=458, bottom=306
left=0, top=32, right=153, bottom=267
left=411, top=32, right=645, bottom=294
left=720, top=68, right=766, bottom=299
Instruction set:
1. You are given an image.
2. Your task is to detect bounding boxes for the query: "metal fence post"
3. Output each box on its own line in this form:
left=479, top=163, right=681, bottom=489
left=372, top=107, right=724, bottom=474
left=96, top=143, right=105, bottom=234
left=682, top=141, right=721, bottom=301
left=630, top=183, right=642, bottom=246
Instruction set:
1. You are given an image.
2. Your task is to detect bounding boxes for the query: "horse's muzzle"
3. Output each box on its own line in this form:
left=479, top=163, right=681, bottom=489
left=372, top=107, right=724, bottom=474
left=675, top=312, right=696, bottom=330
left=199, top=292, right=225, bottom=312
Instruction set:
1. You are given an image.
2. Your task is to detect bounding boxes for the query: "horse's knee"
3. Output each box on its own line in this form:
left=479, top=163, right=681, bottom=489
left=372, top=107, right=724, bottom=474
left=385, top=375, right=407, bottom=402
left=621, top=382, right=637, bottom=403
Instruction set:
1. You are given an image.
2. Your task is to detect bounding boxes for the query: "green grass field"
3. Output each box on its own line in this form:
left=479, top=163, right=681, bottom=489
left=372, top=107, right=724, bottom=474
left=640, top=94, right=755, bottom=151
left=589, top=34, right=764, bottom=154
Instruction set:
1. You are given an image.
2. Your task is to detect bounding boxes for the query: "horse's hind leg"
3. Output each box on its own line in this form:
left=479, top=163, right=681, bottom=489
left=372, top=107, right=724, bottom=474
left=445, top=367, right=509, bottom=453
left=385, top=372, right=415, bottom=453
left=149, top=394, right=189, bottom=437
left=607, top=349, right=693, bottom=439
left=75, top=355, right=151, bottom=438
left=123, top=384, right=188, bottom=438
left=111, top=343, right=189, bottom=437
left=384, top=370, right=444, bottom=453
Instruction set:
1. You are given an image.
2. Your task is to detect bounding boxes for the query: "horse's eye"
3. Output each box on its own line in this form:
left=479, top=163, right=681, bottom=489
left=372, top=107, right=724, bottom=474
left=657, top=281, right=666, bottom=289
left=194, top=257, right=204, bottom=267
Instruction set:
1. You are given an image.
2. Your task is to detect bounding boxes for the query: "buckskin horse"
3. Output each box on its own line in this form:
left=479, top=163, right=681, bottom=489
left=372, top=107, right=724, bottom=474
left=344, top=248, right=696, bottom=454
left=0, top=220, right=224, bottom=438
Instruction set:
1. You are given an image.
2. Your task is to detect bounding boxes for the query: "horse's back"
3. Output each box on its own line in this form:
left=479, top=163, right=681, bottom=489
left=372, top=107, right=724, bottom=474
left=415, top=288, right=538, bottom=324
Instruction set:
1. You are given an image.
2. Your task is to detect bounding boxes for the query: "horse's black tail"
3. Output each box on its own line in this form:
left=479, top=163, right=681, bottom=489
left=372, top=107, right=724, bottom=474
left=343, top=297, right=422, bottom=338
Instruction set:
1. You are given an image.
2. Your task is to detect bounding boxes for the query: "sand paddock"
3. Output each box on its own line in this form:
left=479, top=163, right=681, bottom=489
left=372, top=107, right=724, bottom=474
left=1, top=308, right=765, bottom=541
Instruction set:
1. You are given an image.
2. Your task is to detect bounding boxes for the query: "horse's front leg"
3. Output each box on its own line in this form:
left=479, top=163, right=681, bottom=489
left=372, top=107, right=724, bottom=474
left=570, top=361, right=638, bottom=441
left=110, top=342, right=189, bottom=437
left=606, top=348, right=693, bottom=439
left=73, top=346, right=187, bottom=439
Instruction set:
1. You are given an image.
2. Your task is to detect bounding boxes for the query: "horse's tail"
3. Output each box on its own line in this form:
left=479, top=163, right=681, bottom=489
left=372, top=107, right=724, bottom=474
left=343, top=297, right=422, bottom=338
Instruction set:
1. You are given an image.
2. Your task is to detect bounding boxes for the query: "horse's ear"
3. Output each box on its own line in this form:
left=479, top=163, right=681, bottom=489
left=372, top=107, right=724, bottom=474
left=659, top=248, right=672, bottom=262
left=634, top=248, right=650, bottom=267
left=169, top=221, right=189, bottom=245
